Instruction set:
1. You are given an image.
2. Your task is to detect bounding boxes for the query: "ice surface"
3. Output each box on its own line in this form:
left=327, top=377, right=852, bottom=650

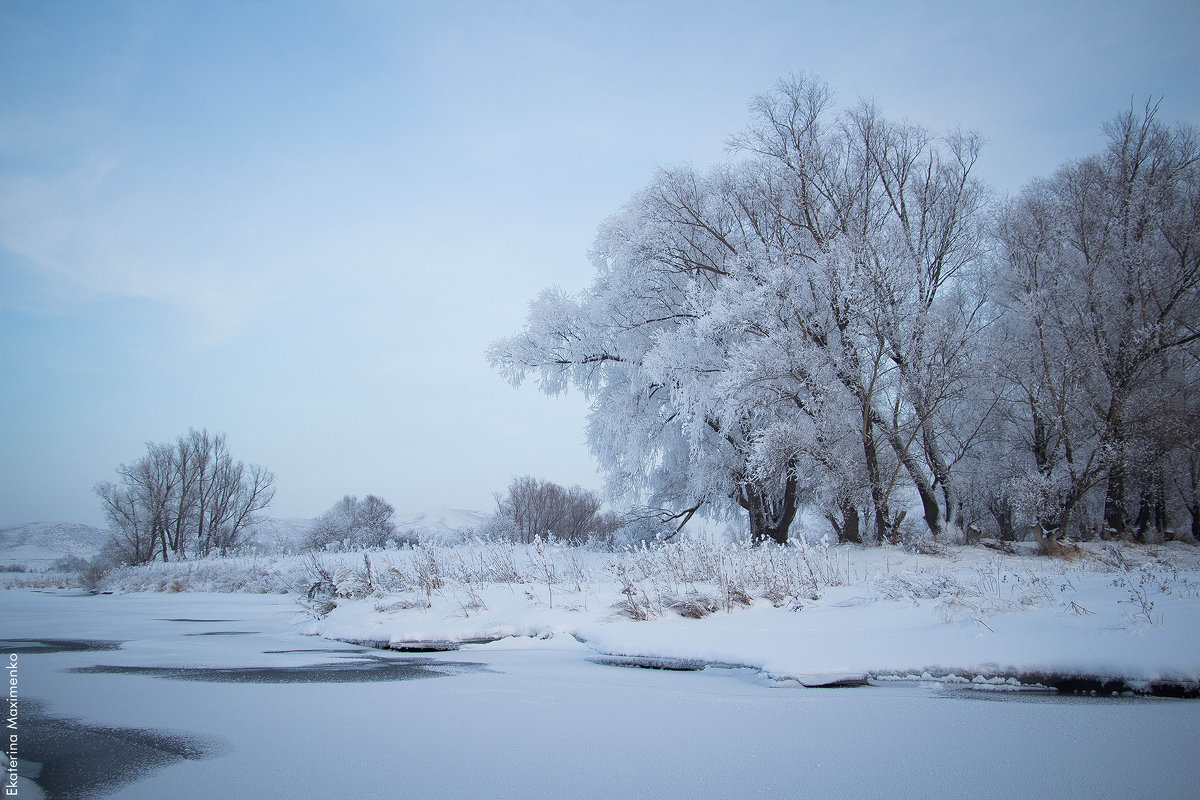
left=2, top=590, right=1198, bottom=800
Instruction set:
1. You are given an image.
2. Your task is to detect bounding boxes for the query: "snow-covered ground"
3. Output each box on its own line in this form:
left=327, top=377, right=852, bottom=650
left=303, top=538, right=1200, bottom=691
left=3, top=589, right=1197, bottom=799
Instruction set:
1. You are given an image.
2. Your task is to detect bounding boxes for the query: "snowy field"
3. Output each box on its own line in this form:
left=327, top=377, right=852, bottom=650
left=3, top=538, right=1199, bottom=799
left=2, top=589, right=1198, bottom=800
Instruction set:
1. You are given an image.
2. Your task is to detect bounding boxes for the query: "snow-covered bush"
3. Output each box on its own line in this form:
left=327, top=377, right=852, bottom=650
left=304, top=495, right=408, bottom=551
left=605, top=537, right=847, bottom=619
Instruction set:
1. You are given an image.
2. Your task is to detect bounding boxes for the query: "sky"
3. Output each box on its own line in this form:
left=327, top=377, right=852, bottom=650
left=2, top=0, right=1198, bottom=527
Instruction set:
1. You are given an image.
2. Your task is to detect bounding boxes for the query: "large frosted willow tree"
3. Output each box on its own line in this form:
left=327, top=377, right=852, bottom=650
left=490, top=75, right=991, bottom=544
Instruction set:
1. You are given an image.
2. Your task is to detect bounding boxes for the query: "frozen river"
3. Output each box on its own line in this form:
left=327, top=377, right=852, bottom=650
left=3, top=590, right=1197, bottom=799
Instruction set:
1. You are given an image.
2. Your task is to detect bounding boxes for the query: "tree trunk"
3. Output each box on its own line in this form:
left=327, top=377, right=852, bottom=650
left=920, top=415, right=956, bottom=532
left=1153, top=471, right=1168, bottom=542
left=1133, top=483, right=1169, bottom=543
left=862, top=421, right=894, bottom=543
left=990, top=499, right=1015, bottom=542
left=1103, top=419, right=1127, bottom=537
left=914, top=477, right=944, bottom=540
left=748, top=515, right=790, bottom=545
left=158, top=519, right=170, bottom=562
left=1135, top=491, right=1153, bottom=543
left=875, top=414, right=945, bottom=539
left=829, top=498, right=862, bottom=544
left=737, top=470, right=800, bottom=546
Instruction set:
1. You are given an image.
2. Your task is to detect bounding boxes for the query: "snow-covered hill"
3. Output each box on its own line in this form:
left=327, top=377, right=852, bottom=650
left=248, top=509, right=491, bottom=552
left=0, top=509, right=492, bottom=566
left=248, top=517, right=316, bottom=553
left=395, top=508, right=490, bottom=538
left=0, top=521, right=109, bottom=568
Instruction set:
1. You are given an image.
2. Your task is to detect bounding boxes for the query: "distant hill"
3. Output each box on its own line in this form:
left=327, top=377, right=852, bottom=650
left=395, top=508, right=490, bottom=537
left=0, top=510, right=492, bottom=566
left=248, top=509, right=491, bottom=552
left=248, top=517, right=316, bottom=553
left=0, top=522, right=109, bottom=569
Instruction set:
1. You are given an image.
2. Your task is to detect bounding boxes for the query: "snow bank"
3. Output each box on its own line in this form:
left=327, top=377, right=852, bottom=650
left=309, top=539, right=1200, bottom=687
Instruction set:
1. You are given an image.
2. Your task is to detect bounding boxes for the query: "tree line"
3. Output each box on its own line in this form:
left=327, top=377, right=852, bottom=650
left=95, top=438, right=623, bottom=561
left=490, top=74, right=1200, bottom=551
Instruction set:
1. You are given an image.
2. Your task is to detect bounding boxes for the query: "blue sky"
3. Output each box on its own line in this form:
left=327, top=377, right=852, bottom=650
left=2, top=0, right=1198, bottom=527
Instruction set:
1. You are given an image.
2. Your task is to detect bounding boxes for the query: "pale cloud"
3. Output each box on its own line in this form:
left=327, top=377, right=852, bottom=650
left=0, top=162, right=267, bottom=343
left=0, top=153, right=123, bottom=275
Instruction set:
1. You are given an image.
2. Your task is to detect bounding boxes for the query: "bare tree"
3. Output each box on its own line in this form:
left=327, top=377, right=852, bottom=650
left=95, top=430, right=275, bottom=563
left=493, top=476, right=618, bottom=544
left=95, top=474, right=157, bottom=565
left=95, top=442, right=181, bottom=563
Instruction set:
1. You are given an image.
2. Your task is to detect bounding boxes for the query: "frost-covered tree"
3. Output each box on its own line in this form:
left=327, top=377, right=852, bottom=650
left=491, top=165, right=811, bottom=543
left=492, top=74, right=991, bottom=545
left=994, top=103, right=1200, bottom=552
left=305, top=494, right=398, bottom=551
left=735, top=87, right=991, bottom=542
left=95, top=442, right=179, bottom=564
left=493, top=77, right=1196, bottom=552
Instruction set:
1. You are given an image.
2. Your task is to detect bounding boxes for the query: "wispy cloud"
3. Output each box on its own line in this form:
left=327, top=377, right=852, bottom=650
left=0, top=155, right=270, bottom=342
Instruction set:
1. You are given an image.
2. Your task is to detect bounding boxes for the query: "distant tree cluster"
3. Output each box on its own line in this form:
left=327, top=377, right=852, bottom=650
left=491, top=74, right=1199, bottom=551
left=488, top=476, right=622, bottom=544
left=305, top=494, right=400, bottom=551
left=95, top=429, right=275, bottom=564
